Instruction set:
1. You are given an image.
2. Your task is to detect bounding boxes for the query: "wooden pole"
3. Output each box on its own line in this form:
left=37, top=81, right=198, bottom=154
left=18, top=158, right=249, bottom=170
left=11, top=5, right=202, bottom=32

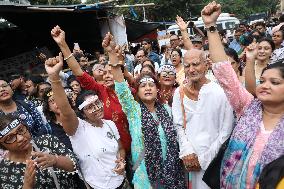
left=86, top=0, right=119, bottom=6
left=112, top=3, right=155, bottom=8
left=97, top=0, right=119, bottom=5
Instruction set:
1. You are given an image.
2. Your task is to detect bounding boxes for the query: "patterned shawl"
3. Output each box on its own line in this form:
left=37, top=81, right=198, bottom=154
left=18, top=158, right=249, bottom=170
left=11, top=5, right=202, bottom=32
left=221, top=99, right=284, bottom=189
left=140, top=102, right=186, bottom=189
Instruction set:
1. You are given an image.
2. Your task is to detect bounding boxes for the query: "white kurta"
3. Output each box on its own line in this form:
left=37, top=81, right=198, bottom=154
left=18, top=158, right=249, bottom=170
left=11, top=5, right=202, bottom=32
left=172, top=81, right=234, bottom=189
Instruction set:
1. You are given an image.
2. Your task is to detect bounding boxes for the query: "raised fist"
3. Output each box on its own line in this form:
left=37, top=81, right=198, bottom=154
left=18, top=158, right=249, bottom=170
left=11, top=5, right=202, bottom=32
left=102, top=32, right=117, bottom=54
left=51, top=25, right=66, bottom=45
left=201, top=1, right=221, bottom=27
left=45, top=53, right=63, bottom=76
left=102, top=32, right=125, bottom=63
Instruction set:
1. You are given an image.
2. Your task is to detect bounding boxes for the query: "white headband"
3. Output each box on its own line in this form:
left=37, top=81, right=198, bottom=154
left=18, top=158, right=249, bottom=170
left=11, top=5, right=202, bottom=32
left=158, top=64, right=176, bottom=74
left=139, top=77, right=155, bottom=84
left=78, top=95, right=99, bottom=110
left=92, top=64, right=104, bottom=71
left=0, top=119, right=21, bottom=137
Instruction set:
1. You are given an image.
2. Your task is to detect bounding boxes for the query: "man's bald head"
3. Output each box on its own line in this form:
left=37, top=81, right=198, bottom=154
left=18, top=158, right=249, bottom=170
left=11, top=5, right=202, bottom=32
left=184, top=49, right=206, bottom=65
left=183, top=49, right=208, bottom=83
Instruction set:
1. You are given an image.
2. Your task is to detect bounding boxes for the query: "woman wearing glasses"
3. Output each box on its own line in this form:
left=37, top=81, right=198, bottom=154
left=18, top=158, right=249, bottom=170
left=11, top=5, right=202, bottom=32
left=44, top=53, right=126, bottom=189
left=157, top=64, right=179, bottom=106
left=0, top=78, right=51, bottom=161
left=0, top=114, right=78, bottom=189
left=0, top=79, right=51, bottom=138
left=50, top=26, right=131, bottom=156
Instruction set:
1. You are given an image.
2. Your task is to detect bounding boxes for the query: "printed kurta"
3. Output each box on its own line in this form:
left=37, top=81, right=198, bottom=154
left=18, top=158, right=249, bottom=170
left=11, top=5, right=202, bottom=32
left=115, top=81, right=184, bottom=189
left=212, top=61, right=284, bottom=189
left=115, top=81, right=152, bottom=188
left=0, top=135, right=78, bottom=189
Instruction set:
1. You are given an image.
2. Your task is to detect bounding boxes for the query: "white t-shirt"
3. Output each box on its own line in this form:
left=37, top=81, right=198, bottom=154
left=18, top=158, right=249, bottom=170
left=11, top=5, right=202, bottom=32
left=69, top=118, right=124, bottom=189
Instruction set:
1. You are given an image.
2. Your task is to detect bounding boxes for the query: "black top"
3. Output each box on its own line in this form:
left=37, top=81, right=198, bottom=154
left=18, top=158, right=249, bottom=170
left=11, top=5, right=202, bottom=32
left=259, top=155, right=284, bottom=189
left=12, top=89, right=26, bottom=101
left=50, top=121, right=73, bottom=151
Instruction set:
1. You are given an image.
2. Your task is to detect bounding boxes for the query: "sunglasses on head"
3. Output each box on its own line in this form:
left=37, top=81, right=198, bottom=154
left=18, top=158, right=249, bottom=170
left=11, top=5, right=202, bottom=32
left=46, top=91, right=53, bottom=97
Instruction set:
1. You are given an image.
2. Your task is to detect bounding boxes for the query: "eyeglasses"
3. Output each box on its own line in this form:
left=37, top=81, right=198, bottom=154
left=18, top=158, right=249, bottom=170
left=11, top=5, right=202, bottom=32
left=3, top=125, right=28, bottom=144
left=0, top=83, right=10, bottom=90
left=97, top=68, right=104, bottom=72
left=170, top=38, right=179, bottom=42
left=142, top=42, right=148, bottom=45
left=161, top=71, right=175, bottom=77
left=83, top=100, right=103, bottom=113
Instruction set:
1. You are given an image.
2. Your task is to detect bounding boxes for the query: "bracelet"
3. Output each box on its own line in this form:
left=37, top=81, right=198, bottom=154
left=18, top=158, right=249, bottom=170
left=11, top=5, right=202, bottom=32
left=64, top=53, right=74, bottom=61
left=49, top=78, right=61, bottom=83
left=109, top=63, right=119, bottom=67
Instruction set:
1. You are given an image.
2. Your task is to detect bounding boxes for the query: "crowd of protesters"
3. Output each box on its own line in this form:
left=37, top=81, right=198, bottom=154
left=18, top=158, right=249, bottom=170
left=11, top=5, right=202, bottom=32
left=0, top=1, right=283, bottom=189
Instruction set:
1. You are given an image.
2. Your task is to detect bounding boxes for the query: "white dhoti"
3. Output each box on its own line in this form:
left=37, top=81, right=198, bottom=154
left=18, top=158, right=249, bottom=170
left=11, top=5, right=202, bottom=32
left=191, top=171, right=210, bottom=189
left=173, top=83, right=234, bottom=189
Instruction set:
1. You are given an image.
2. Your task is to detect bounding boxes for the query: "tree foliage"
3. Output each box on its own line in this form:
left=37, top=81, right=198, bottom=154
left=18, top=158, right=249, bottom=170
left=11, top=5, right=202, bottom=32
left=28, top=0, right=280, bottom=20
left=120, top=0, right=280, bottom=21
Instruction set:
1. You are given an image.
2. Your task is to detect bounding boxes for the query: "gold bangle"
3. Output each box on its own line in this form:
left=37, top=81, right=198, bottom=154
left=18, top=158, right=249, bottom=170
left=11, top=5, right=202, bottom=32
left=64, top=53, right=74, bottom=61
left=109, top=62, right=124, bottom=67
left=49, top=78, right=61, bottom=83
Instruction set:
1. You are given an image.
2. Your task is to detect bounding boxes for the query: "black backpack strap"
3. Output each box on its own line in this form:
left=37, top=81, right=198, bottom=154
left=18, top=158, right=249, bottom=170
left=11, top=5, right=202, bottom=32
left=15, top=100, right=33, bottom=114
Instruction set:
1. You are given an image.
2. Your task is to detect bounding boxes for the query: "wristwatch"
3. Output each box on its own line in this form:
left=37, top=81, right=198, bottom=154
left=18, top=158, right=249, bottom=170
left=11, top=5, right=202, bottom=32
left=205, top=25, right=217, bottom=33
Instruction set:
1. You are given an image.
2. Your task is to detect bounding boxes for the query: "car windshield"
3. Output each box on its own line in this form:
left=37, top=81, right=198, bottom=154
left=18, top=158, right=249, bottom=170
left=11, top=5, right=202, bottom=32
left=225, top=22, right=237, bottom=30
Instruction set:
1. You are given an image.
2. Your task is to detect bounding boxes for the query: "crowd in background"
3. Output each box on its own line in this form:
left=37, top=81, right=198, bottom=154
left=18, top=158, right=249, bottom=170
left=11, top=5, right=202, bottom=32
left=0, top=1, right=284, bottom=189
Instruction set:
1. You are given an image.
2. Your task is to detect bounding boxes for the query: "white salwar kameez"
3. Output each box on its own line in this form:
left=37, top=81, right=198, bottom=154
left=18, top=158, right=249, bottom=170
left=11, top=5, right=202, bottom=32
left=172, top=81, right=234, bottom=189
